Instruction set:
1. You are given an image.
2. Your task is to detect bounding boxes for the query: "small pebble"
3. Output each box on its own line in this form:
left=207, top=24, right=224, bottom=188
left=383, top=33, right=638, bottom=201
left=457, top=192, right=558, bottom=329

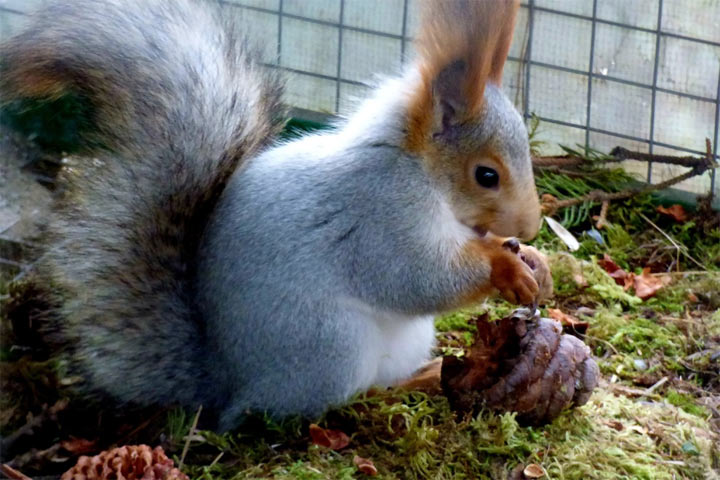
left=633, top=359, right=648, bottom=371
left=584, top=229, right=604, bottom=245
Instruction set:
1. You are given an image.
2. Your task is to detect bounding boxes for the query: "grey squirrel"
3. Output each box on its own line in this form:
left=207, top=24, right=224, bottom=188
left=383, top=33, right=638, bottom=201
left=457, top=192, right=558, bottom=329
left=0, top=0, right=551, bottom=431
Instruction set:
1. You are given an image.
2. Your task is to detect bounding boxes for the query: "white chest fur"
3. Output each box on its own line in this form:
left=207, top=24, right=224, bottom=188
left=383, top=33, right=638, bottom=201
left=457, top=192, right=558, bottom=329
left=369, top=312, right=436, bottom=386
left=342, top=297, right=436, bottom=391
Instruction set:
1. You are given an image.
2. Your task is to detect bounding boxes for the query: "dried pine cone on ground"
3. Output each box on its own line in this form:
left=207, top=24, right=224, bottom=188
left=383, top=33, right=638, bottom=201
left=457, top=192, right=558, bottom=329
left=61, top=445, right=188, bottom=480
left=442, top=308, right=599, bottom=425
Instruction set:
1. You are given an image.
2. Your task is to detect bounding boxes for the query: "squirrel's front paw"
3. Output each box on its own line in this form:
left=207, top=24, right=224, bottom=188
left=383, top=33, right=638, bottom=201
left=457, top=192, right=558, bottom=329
left=489, top=241, right=539, bottom=305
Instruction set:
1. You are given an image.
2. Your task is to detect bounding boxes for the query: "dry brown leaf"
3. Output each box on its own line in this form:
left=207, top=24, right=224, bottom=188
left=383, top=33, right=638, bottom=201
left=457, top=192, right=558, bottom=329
left=61, top=438, right=97, bottom=455
left=597, top=254, right=630, bottom=286
left=656, top=204, right=687, bottom=222
left=603, top=419, right=625, bottom=431
left=523, top=463, right=545, bottom=478
left=308, top=424, right=350, bottom=450
left=353, top=455, right=378, bottom=476
left=633, top=268, right=671, bottom=300
left=547, top=308, right=589, bottom=335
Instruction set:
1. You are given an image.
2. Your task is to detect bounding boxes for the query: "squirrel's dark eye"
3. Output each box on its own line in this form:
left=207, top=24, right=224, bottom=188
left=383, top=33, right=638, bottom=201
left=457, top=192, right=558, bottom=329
left=474, top=166, right=499, bottom=188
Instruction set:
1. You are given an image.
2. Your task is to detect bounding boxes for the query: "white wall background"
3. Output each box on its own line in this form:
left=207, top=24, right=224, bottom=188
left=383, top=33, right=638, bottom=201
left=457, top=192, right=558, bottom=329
left=2, top=0, right=718, bottom=197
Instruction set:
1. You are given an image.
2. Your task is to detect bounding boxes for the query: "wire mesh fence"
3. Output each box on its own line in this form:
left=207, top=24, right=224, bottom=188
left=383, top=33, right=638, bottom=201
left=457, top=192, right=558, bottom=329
left=1, top=0, right=718, bottom=198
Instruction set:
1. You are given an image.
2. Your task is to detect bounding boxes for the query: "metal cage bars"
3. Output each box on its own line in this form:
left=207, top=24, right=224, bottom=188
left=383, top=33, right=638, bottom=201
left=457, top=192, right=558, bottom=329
left=2, top=1, right=718, bottom=194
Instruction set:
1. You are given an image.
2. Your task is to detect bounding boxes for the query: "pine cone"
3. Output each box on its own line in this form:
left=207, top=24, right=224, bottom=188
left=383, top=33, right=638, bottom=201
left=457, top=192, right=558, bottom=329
left=61, top=445, right=188, bottom=480
left=441, top=309, right=599, bottom=425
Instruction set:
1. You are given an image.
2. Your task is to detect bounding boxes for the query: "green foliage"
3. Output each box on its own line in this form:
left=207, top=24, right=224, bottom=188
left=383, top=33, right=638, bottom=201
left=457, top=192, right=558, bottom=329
left=534, top=144, right=719, bottom=273
left=526, top=113, right=544, bottom=155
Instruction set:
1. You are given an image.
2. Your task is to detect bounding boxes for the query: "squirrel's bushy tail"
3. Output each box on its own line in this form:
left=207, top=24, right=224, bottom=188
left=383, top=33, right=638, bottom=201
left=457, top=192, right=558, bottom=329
left=0, top=0, right=284, bottom=407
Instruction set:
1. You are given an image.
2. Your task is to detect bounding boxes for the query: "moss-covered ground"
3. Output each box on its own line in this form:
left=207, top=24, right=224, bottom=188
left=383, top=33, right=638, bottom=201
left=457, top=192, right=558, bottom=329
left=1, top=119, right=718, bottom=478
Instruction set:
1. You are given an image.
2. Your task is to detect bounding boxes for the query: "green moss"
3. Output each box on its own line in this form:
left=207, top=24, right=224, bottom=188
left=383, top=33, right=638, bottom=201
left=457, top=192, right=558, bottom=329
left=666, top=390, right=710, bottom=418
left=434, top=310, right=478, bottom=334
left=176, top=389, right=717, bottom=480
left=607, top=317, right=684, bottom=357
left=547, top=253, right=641, bottom=308
left=710, top=309, right=720, bottom=336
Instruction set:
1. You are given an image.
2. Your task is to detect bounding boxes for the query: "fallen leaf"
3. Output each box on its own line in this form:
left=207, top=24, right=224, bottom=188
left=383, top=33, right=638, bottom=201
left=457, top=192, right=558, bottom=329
left=603, top=419, right=625, bottom=431
left=656, top=204, right=687, bottom=222
left=547, top=308, right=589, bottom=335
left=353, top=455, right=378, bottom=476
left=597, top=254, right=620, bottom=272
left=523, top=463, right=545, bottom=478
left=633, top=268, right=671, bottom=300
left=308, top=424, right=350, bottom=450
left=622, top=274, right=636, bottom=292
left=597, top=254, right=630, bottom=286
left=687, top=292, right=699, bottom=302
left=61, top=438, right=97, bottom=455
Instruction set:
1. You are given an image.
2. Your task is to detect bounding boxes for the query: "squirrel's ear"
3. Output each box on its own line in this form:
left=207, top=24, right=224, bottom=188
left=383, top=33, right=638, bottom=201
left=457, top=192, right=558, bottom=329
left=431, top=59, right=478, bottom=135
left=406, top=0, right=519, bottom=150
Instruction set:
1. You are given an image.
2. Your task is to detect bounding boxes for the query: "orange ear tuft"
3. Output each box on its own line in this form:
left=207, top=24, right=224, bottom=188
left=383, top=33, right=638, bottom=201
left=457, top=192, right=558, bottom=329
left=488, top=2, right=519, bottom=85
left=406, top=0, right=520, bottom=150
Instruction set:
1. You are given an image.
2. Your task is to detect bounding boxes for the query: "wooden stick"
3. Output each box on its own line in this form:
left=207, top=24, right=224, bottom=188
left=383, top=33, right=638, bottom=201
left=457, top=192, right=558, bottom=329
left=1, top=465, right=32, bottom=480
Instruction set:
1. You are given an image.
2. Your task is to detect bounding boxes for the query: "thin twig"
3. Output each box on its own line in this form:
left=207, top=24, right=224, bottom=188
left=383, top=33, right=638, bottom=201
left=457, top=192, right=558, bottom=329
left=537, top=140, right=718, bottom=215
left=583, top=333, right=619, bottom=356
left=651, top=270, right=718, bottom=276
left=208, top=452, right=225, bottom=469
left=541, top=165, right=710, bottom=214
left=645, top=376, right=669, bottom=394
left=604, top=381, right=663, bottom=400
left=610, top=146, right=717, bottom=169
left=594, top=200, right=610, bottom=229
left=533, top=144, right=717, bottom=169
left=1, top=465, right=32, bottom=480
left=0, top=399, right=69, bottom=455
left=178, top=405, right=202, bottom=470
left=637, top=213, right=706, bottom=271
